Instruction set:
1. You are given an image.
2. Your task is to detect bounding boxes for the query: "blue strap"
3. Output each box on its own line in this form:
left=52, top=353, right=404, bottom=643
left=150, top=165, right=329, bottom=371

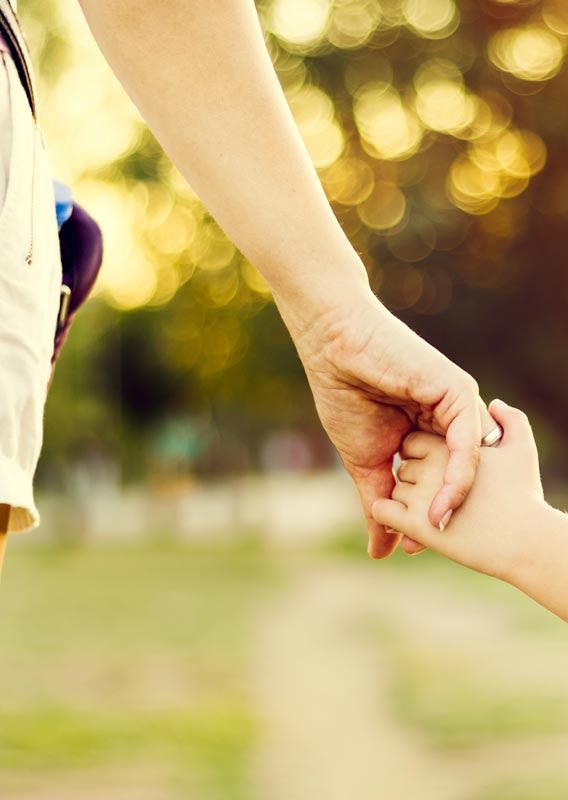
left=53, top=179, right=73, bottom=230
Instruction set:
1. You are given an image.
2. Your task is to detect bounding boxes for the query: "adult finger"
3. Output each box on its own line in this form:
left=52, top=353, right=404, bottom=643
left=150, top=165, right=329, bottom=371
left=401, top=536, right=427, bottom=555
left=402, top=409, right=487, bottom=551
left=428, top=383, right=481, bottom=528
left=425, top=397, right=493, bottom=536
left=347, top=462, right=402, bottom=559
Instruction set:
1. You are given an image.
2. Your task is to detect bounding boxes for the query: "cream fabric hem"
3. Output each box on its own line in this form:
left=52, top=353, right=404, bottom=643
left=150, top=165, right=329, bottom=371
left=0, top=51, right=62, bottom=535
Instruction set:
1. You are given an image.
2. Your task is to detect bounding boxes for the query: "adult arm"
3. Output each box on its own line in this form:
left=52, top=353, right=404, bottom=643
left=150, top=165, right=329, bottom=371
left=76, top=0, right=488, bottom=553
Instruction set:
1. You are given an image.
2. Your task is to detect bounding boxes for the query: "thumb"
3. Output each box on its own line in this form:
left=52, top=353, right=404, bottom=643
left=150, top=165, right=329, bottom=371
left=488, top=399, right=536, bottom=450
left=428, top=385, right=481, bottom=527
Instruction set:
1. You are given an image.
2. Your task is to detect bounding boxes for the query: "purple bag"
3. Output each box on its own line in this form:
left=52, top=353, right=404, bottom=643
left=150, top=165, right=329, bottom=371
left=49, top=203, right=104, bottom=387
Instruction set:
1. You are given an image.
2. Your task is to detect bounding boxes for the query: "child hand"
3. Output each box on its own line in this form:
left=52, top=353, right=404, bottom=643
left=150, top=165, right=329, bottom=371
left=371, top=399, right=547, bottom=582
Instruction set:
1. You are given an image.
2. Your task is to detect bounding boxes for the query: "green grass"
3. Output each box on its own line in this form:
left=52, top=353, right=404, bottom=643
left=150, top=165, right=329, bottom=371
left=0, top=538, right=283, bottom=799
left=0, top=705, right=255, bottom=790
left=389, top=645, right=568, bottom=749
left=472, top=774, right=568, bottom=800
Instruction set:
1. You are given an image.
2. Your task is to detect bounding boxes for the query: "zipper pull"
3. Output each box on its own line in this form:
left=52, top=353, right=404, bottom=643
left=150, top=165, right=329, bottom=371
left=24, top=124, right=37, bottom=267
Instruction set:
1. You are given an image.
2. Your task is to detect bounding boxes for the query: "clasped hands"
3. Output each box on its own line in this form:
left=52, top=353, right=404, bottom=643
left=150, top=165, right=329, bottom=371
left=286, top=284, right=544, bottom=579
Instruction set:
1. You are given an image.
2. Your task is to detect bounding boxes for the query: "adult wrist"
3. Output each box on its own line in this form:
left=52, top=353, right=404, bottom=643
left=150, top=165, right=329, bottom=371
left=270, top=251, right=372, bottom=333
left=270, top=255, right=383, bottom=357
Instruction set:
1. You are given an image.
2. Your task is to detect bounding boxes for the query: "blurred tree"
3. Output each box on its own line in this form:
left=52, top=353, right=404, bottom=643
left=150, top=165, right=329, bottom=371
left=18, top=0, right=568, bottom=481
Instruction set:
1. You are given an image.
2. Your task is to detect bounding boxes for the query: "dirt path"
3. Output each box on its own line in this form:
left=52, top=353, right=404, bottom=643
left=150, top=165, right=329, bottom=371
left=252, top=560, right=568, bottom=800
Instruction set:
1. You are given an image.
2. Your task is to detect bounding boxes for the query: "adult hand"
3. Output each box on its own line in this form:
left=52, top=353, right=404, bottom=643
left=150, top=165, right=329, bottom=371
left=282, top=285, right=489, bottom=558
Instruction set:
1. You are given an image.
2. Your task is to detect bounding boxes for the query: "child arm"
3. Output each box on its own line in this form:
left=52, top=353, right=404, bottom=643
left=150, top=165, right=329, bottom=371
left=372, top=399, right=568, bottom=622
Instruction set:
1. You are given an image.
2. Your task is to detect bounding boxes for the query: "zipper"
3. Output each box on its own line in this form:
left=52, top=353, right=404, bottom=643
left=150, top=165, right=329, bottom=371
left=0, top=4, right=38, bottom=266
left=0, top=4, right=36, bottom=120
left=25, top=123, right=37, bottom=266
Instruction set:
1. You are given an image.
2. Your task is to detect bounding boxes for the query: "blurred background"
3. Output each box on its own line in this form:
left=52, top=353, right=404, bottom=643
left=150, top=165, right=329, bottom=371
left=2, top=0, right=568, bottom=797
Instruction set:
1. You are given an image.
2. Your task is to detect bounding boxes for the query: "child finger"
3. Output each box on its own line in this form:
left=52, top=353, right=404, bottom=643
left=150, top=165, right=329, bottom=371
left=392, top=481, right=415, bottom=506
left=400, top=431, right=434, bottom=460
left=488, top=399, right=536, bottom=450
left=371, top=497, right=409, bottom=533
left=397, top=459, right=420, bottom=484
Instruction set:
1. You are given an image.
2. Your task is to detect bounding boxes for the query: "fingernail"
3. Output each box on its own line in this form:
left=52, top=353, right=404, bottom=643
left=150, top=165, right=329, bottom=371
left=385, top=527, right=397, bottom=534
left=439, top=510, right=453, bottom=532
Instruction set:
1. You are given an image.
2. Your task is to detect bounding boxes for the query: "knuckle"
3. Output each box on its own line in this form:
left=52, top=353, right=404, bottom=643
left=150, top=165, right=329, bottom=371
left=463, top=373, right=479, bottom=395
left=451, top=482, right=470, bottom=506
left=403, top=432, right=421, bottom=447
left=402, top=431, right=428, bottom=454
left=470, top=442, right=481, bottom=467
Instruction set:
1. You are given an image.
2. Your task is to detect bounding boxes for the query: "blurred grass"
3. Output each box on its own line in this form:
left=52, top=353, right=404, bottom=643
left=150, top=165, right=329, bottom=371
left=1, top=534, right=567, bottom=798
left=472, top=774, right=568, bottom=800
left=0, top=539, right=283, bottom=799
left=325, top=529, right=568, bottom=754
left=390, top=646, right=568, bottom=750
left=325, top=525, right=568, bottom=635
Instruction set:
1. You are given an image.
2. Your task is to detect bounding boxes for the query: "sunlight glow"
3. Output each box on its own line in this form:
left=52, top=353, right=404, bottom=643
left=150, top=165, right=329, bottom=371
left=357, top=183, right=407, bottom=230
left=543, top=0, right=568, bottom=36
left=269, top=0, right=331, bottom=48
left=288, top=85, right=345, bottom=168
left=403, top=0, right=459, bottom=39
left=488, top=26, right=565, bottom=81
left=414, top=60, right=477, bottom=136
left=323, top=157, right=376, bottom=206
left=354, top=84, right=423, bottom=160
left=328, top=0, right=382, bottom=49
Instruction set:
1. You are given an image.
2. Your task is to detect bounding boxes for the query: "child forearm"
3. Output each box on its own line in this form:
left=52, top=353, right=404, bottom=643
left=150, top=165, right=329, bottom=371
left=511, top=505, right=568, bottom=623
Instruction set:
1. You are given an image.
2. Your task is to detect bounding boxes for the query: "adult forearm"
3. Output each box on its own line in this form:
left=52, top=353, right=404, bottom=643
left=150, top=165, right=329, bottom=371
left=77, top=0, right=370, bottom=326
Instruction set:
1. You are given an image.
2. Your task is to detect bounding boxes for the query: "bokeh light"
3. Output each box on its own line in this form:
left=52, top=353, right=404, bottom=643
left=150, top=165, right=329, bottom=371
left=354, top=83, right=423, bottom=160
left=488, top=25, right=565, bottom=82
left=268, top=0, right=331, bottom=49
left=542, top=0, right=568, bottom=36
left=414, top=59, right=478, bottom=136
left=402, top=0, right=459, bottom=39
left=323, top=157, right=375, bottom=206
left=288, top=84, right=345, bottom=167
left=25, top=0, right=568, bottom=327
left=327, top=0, right=381, bottom=49
left=357, top=182, right=407, bottom=230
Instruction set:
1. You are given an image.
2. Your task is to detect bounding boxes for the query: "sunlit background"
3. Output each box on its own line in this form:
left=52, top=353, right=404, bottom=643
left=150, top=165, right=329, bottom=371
left=2, top=0, right=568, bottom=797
